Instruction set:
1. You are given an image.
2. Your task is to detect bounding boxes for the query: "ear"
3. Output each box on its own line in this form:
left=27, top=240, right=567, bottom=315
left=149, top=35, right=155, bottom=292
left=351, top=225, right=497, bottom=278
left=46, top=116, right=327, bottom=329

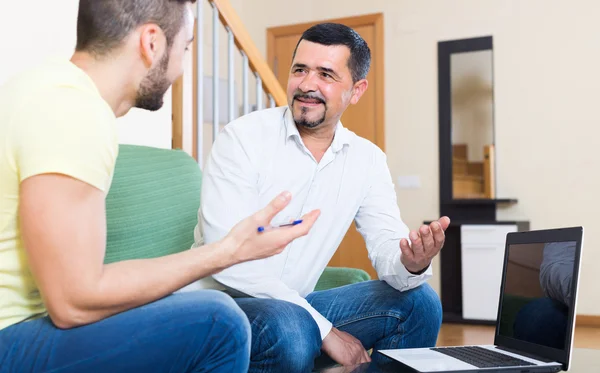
left=138, top=24, right=167, bottom=68
left=349, top=79, right=368, bottom=105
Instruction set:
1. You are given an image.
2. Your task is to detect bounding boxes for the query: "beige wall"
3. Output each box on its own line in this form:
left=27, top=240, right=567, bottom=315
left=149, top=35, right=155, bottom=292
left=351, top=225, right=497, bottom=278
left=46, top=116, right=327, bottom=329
left=234, top=0, right=600, bottom=315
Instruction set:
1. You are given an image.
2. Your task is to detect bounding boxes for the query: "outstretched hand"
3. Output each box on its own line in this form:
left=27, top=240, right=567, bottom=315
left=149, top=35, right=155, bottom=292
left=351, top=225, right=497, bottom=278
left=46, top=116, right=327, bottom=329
left=224, top=191, right=320, bottom=264
left=399, top=216, right=451, bottom=274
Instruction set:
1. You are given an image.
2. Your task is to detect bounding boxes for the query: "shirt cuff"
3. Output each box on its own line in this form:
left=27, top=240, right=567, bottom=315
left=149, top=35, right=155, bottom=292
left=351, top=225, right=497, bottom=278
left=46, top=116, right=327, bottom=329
left=393, top=250, right=432, bottom=289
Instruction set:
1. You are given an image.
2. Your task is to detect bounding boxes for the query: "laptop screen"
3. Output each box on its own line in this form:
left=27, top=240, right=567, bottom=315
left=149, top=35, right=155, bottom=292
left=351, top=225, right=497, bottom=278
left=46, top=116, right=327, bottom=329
left=497, top=241, right=577, bottom=351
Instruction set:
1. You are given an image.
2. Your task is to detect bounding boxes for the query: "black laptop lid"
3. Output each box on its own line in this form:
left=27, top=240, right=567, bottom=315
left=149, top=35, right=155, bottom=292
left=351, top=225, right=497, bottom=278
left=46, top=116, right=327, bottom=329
left=494, top=227, right=583, bottom=370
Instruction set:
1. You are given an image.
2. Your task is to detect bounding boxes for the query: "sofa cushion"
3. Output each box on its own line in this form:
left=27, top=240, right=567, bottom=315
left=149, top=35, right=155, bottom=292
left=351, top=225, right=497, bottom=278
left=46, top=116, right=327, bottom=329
left=104, top=145, right=201, bottom=264
left=314, top=267, right=371, bottom=291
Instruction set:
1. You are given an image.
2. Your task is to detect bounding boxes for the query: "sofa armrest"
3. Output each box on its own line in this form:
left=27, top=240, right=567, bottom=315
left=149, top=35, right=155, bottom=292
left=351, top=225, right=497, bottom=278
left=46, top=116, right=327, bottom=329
left=314, top=267, right=371, bottom=291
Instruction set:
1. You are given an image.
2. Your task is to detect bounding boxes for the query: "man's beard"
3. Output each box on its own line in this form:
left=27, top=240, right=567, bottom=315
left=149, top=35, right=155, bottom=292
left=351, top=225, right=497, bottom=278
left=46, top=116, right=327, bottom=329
left=135, top=52, right=171, bottom=111
left=292, top=93, right=327, bottom=128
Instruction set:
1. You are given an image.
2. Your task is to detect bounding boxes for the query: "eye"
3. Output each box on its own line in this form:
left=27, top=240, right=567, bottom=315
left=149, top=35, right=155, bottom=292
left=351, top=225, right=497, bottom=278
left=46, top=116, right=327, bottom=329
left=321, top=72, right=333, bottom=79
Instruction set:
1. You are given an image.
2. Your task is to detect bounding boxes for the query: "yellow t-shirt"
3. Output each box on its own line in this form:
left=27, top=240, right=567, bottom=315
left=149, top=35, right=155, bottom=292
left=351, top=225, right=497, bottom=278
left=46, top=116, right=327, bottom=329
left=0, top=59, right=118, bottom=331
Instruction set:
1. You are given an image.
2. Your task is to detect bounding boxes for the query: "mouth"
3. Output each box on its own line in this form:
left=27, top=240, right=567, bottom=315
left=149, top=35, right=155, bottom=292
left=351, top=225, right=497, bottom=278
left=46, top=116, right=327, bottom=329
left=294, top=96, right=325, bottom=107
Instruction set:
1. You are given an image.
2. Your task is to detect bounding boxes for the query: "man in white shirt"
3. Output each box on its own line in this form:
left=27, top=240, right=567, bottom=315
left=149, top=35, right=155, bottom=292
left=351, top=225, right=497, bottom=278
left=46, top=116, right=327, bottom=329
left=195, top=22, right=450, bottom=372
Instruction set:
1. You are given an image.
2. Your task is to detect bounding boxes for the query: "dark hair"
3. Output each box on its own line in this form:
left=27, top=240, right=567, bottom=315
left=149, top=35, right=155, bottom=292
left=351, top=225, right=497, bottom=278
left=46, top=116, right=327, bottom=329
left=75, top=0, right=196, bottom=56
left=292, top=23, right=371, bottom=83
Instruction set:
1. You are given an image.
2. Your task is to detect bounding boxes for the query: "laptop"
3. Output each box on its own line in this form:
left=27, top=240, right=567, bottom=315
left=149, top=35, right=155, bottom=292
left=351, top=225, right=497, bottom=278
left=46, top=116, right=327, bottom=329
left=379, top=226, right=584, bottom=372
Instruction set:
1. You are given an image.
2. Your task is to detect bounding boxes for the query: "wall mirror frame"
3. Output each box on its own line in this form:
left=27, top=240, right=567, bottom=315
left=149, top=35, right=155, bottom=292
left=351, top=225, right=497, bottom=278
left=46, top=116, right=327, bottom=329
left=438, top=35, right=517, bottom=221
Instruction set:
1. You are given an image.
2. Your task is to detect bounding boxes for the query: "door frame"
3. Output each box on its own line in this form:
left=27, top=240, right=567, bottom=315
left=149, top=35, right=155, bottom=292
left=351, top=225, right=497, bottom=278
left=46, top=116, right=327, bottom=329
left=266, top=13, right=385, bottom=151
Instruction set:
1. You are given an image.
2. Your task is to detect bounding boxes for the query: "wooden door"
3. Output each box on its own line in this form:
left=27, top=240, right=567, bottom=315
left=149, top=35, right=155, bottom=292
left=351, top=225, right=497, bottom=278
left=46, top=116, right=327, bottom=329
left=267, top=14, right=384, bottom=280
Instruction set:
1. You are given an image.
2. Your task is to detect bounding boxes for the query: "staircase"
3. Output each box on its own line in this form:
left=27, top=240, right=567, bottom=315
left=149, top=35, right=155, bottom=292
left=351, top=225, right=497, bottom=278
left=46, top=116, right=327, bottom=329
left=453, top=144, right=495, bottom=199
left=171, top=0, right=286, bottom=166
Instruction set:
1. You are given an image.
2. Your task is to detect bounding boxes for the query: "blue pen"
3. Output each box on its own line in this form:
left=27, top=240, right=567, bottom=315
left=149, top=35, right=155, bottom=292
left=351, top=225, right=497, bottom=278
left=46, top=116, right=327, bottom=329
left=257, top=220, right=303, bottom=233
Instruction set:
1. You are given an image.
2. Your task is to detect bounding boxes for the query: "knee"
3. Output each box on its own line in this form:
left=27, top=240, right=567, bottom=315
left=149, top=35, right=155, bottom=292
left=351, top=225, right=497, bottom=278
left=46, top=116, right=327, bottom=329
left=176, top=291, right=251, bottom=371
left=203, top=291, right=252, bottom=349
left=177, top=290, right=251, bottom=353
left=408, top=284, right=442, bottom=326
left=253, top=302, right=321, bottom=372
left=271, top=312, right=321, bottom=372
left=402, top=283, right=443, bottom=346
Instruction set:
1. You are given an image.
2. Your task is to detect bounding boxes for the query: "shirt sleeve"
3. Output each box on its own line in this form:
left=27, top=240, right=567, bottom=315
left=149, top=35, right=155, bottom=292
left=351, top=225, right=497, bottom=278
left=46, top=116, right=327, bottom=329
left=13, top=87, right=117, bottom=193
left=355, top=148, right=432, bottom=291
left=539, top=241, right=575, bottom=307
left=200, top=124, right=333, bottom=339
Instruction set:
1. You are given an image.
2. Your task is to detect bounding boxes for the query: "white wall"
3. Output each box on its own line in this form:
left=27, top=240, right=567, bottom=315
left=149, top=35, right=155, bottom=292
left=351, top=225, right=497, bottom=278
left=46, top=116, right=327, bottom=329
left=235, top=0, right=600, bottom=316
left=0, top=0, right=172, bottom=149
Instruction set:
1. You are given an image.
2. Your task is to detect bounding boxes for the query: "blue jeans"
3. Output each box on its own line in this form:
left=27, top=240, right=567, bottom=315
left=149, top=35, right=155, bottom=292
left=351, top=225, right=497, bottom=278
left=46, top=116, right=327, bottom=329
left=234, top=280, right=442, bottom=373
left=0, top=290, right=251, bottom=373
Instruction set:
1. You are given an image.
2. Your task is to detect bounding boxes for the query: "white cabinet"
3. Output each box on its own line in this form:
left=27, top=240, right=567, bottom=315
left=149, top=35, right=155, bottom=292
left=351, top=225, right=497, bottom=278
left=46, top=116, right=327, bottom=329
left=461, top=224, right=517, bottom=321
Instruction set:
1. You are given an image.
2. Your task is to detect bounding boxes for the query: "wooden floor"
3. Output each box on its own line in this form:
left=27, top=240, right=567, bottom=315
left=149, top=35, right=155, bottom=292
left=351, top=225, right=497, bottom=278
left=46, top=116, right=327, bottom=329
left=437, top=323, right=600, bottom=349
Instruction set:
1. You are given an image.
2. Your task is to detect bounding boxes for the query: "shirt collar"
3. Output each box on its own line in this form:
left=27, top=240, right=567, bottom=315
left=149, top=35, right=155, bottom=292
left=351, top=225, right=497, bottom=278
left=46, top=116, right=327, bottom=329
left=283, top=107, right=352, bottom=153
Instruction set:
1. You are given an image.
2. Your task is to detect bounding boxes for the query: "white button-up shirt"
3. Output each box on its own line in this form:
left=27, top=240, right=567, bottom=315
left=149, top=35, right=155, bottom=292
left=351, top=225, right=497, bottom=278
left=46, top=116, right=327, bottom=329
left=193, top=106, right=432, bottom=339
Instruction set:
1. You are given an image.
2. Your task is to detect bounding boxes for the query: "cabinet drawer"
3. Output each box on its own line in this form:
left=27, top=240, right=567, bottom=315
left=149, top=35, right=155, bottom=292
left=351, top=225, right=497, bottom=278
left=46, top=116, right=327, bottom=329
left=461, top=242, right=506, bottom=321
left=461, top=224, right=517, bottom=245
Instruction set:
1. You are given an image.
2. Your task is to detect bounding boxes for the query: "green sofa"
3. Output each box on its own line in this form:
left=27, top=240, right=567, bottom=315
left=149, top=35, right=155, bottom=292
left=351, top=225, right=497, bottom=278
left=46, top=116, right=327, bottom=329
left=104, top=144, right=370, bottom=291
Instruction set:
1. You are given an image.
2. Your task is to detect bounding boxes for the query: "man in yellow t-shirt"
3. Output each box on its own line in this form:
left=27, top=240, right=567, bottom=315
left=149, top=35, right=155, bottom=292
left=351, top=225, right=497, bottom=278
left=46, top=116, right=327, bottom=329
left=0, top=1, right=319, bottom=372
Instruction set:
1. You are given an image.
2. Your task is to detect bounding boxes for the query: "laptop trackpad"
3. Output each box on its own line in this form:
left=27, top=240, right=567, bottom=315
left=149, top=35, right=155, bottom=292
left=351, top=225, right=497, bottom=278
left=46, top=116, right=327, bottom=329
left=379, top=349, right=476, bottom=372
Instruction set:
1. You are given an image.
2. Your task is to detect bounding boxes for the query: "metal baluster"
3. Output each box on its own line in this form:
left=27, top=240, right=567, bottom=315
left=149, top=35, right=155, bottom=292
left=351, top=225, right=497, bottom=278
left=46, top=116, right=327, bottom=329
left=242, top=52, right=249, bottom=115
left=227, top=27, right=235, bottom=122
left=255, top=74, right=263, bottom=110
left=269, top=94, right=275, bottom=108
left=212, top=3, right=219, bottom=142
left=196, top=0, right=203, bottom=167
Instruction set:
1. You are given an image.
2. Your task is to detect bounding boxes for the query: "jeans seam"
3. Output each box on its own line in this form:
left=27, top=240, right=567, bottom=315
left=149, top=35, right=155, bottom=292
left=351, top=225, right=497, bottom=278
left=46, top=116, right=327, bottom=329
left=334, top=311, right=406, bottom=328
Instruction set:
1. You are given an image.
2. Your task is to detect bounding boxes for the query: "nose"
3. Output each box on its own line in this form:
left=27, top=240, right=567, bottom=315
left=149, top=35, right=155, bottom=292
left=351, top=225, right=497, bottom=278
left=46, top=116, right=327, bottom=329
left=298, top=71, right=318, bottom=93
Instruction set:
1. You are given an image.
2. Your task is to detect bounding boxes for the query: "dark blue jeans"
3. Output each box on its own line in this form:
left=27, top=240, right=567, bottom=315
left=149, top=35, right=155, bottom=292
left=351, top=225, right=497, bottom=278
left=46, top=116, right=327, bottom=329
left=234, top=280, right=443, bottom=373
left=0, top=290, right=251, bottom=373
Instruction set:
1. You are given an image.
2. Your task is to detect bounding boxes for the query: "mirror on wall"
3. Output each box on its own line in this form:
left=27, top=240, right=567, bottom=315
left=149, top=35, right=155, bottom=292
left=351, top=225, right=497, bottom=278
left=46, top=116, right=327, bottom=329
left=438, top=36, right=496, bottom=202
left=450, top=48, right=495, bottom=199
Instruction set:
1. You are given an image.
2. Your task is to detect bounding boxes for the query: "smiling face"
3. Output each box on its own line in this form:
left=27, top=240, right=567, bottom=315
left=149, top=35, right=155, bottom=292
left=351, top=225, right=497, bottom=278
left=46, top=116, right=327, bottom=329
left=287, top=40, right=367, bottom=130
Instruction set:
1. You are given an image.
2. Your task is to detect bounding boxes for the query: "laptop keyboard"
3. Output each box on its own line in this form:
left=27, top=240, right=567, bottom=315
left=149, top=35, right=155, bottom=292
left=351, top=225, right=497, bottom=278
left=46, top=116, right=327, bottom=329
left=430, top=346, right=536, bottom=368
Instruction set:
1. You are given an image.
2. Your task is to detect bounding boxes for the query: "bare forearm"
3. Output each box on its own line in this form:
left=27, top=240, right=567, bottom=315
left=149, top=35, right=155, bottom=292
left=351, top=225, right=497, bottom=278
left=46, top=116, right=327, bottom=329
left=62, top=241, right=234, bottom=326
left=21, top=176, right=312, bottom=329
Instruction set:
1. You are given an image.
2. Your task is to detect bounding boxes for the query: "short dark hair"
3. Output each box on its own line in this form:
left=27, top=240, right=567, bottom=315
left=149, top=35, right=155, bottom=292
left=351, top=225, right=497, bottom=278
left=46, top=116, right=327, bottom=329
left=75, top=0, right=196, bottom=56
left=292, top=23, right=371, bottom=83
